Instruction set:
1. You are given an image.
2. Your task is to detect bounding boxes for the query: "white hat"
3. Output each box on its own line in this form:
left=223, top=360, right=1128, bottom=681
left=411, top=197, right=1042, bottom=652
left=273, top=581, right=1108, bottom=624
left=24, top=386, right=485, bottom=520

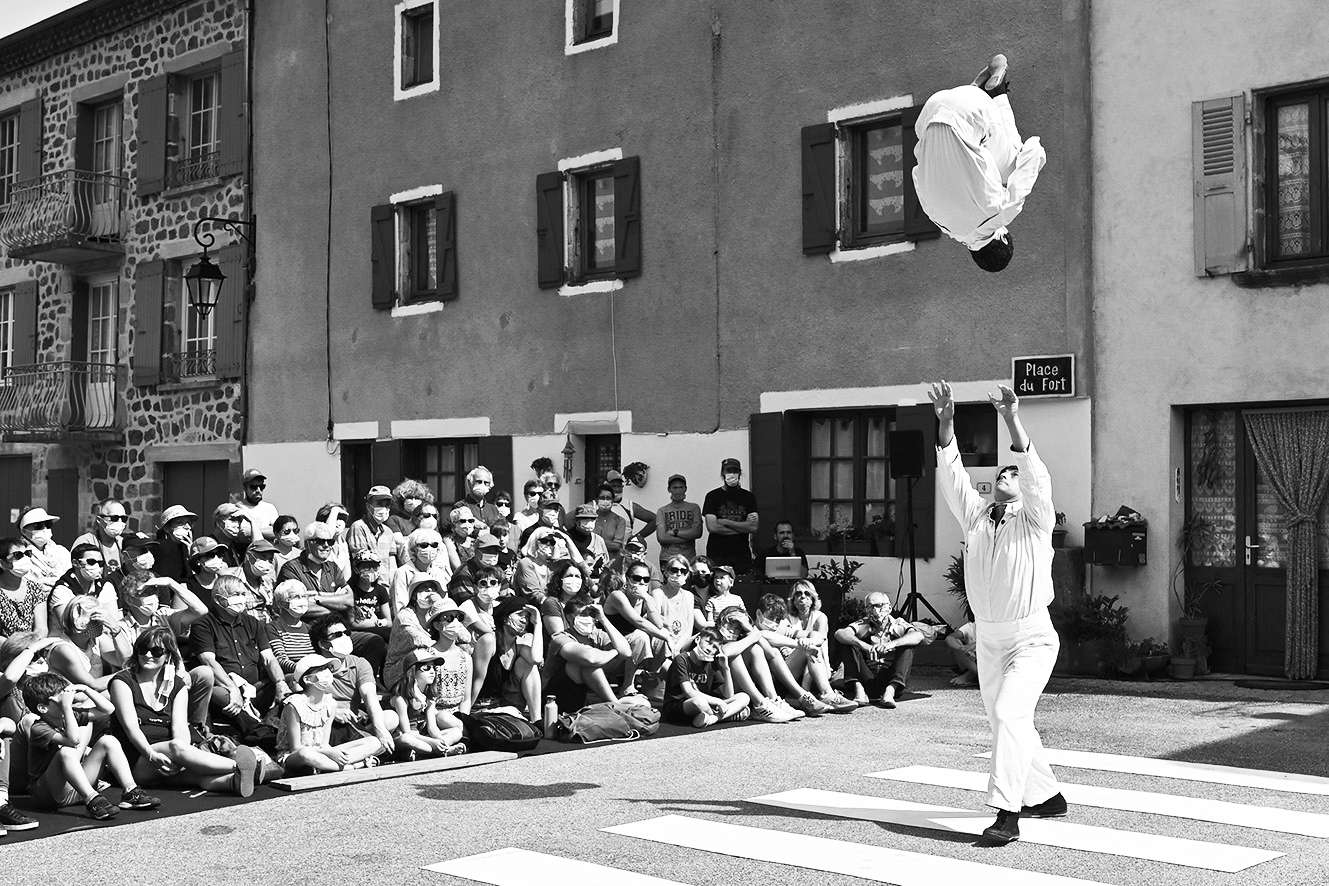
left=19, top=507, right=60, bottom=529
left=293, top=654, right=336, bottom=686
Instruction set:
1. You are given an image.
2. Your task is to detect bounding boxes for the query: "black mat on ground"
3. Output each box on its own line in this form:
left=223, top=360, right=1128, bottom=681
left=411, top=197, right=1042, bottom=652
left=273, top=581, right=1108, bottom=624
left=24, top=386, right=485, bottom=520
left=1233, top=678, right=1329, bottom=691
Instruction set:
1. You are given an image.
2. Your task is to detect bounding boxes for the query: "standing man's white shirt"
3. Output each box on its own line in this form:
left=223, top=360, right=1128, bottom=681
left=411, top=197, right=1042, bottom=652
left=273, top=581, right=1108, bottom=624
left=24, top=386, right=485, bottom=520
left=913, top=85, right=1046, bottom=250
left=935, top=437, right=1055, bottom=622
left=236, top=499, right=280, bottom=542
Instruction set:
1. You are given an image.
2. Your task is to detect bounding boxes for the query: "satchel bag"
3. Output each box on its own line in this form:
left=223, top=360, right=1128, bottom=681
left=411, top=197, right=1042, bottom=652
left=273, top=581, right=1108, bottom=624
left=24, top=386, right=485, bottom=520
left=556, top=699, right=661, bottom=744
left=458, top=710, right=542, bottom=752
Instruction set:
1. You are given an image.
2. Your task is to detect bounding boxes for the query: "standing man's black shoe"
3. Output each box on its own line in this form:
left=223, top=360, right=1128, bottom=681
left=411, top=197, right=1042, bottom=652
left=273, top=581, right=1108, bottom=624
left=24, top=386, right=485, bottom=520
left=1021, top=792, right=1067, bottom=818
left=980, top=809, right=1021, bottom=845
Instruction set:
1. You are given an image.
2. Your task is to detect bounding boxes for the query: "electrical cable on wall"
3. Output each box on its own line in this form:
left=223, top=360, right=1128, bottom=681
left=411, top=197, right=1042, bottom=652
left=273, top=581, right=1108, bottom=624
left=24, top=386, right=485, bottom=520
left=609, top=289, right=619, bottom=411
left=322, top=0, right=335, bottom=448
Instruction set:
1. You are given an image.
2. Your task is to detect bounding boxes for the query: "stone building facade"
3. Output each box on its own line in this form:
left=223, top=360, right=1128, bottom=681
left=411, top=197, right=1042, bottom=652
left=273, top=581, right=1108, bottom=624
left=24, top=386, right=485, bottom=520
left=0, top=0, right=250, bottom=543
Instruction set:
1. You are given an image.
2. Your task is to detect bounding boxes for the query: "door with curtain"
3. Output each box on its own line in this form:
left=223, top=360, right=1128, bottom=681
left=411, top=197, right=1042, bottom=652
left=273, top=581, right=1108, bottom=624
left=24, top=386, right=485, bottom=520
left=1187, top=408, right=1329, bottom=676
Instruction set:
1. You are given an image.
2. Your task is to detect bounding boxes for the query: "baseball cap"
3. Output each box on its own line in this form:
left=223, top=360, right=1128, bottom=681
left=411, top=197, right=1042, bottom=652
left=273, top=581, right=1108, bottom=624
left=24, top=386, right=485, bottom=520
left=213, top=502, right=245, bottom=520
left=293, top=654, right=336, bottom=685
left=714, top=564, right=736, bottom=580
left=248, top=538, right=278, bottom=554
left=159, top=504, right=198, bottom=527
left=425, top=596, right=464, bottom=624
left=365, top=485, right=392, bottom=501
left=625, top=537, right=647, bottom=552
left=493, top=595, right=532, bottom=626
left=352, top=548, right=381, bottom=565
left=404, top=646, right=444, bottom=668
left=720, top=458, right=742, bottom=473
left=189, top=537, right=224, bottom=561
left=122, top=531, right=159, bottom=551
left=573, top=503, right=598, bottom=520
left=70, top=542, right=102, bottom=561
left=606, top=470, right=625, bottom=483
left=18, top=506, right=60, bottom=529
left=242, top=468, right=267, bottom=485
left=475, top=532, right=503, bottom=551
left=667, top=474, right=686, bottom=485
left=538, top=495, right=561, bottom=509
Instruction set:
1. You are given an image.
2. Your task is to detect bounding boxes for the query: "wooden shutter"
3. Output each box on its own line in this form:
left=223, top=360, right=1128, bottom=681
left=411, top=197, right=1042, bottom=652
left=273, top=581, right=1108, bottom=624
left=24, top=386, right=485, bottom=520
left=613, top=155, right=642, bottom=278
left=10, top=280, right=38, bottom=368
left=70, top=279, right=89, bottom=363
left=801, top=123, right=838, bottom=255
left=132, top=260, right=164, bottom=387
left=1192, top=94, right=1248, bottom=276
left=476, top=435, right=514, bottom=502
left=901, top=106, right=940, bottom=240
left=436, top=190, right=458, bottom=301
left=213, top=245, right=245, bottom=379
left=536, top=171, right=565, bottom=289
left=370, top=203, right=396, bottom=309
left=371, top=439, right=404, bottom=489
left=17, top=97, right=42, bottom=183
left=217, top=48, right=247, bottom=179
left=748, top=412, right=811, bottom=540
left=73, top=103, right=95, bottom=171
left=891, top=405, right=936, bottom=559
left=137, top=75, right=170, bottom=196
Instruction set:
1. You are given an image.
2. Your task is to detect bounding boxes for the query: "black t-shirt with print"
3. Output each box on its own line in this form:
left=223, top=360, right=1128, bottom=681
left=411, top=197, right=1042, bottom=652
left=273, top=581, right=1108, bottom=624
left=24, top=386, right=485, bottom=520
left=702, top=485, right=758, bottom=569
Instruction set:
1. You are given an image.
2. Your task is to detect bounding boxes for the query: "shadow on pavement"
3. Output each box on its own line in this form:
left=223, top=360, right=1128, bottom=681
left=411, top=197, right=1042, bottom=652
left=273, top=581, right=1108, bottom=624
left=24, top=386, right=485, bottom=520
left=412, top=780, right=600, bottom=801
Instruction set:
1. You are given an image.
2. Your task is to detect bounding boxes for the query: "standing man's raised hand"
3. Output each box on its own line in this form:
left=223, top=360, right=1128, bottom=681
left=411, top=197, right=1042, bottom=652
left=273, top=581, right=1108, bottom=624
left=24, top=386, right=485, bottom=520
left=928, top=381, right=956, bottom=420
left=988, top=384, right=1019, bottom=417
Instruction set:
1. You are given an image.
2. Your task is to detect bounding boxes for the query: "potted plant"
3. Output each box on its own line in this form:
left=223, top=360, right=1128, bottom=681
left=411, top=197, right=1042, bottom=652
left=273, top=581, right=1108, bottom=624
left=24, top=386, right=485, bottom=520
left=1051, top=593, right=1130, bottom=676
left=1116, top=637, right=1170, bottom=679
left=1171, top=515, right=1224, bottom=675
left=1052, top=512, right=1068, bottom=549
left=942, top=554, right=974, bottom=623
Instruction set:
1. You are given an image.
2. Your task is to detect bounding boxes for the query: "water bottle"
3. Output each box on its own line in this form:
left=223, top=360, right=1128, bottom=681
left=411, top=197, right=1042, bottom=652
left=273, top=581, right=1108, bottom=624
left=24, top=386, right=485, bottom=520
left=542, top=694, right=559, bottom=738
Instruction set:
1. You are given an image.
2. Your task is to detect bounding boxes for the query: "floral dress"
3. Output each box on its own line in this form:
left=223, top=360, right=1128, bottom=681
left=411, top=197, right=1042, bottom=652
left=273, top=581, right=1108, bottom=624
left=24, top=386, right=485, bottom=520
left=0, top=578, right=51, bottom=635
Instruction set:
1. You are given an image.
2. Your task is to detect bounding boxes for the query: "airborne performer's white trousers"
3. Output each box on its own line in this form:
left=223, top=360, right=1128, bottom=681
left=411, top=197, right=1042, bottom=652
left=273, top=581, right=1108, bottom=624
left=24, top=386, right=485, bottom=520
left=975, top=608, right=1061, bottom=812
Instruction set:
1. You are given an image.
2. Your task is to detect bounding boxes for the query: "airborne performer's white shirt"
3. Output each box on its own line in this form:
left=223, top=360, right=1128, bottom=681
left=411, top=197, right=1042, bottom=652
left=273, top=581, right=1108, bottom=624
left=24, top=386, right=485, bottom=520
left=935, top=437, right=1055, bottom=623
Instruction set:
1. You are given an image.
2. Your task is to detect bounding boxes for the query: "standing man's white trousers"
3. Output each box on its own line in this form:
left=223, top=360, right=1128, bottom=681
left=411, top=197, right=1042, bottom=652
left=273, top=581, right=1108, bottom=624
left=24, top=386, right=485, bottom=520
left=975, top=608, right=1060, bottom=811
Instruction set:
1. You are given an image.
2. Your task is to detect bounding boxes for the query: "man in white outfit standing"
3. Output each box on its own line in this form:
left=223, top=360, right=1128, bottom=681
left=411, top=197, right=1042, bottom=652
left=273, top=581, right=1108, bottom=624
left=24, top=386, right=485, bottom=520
left=929, top=379, right=1065, bottom=845
left=913, top=54, right=1047, bottom=272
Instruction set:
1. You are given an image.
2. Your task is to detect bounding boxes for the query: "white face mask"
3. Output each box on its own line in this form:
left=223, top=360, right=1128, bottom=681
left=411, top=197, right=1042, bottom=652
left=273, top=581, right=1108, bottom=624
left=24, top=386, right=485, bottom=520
left=561, top=575, right=583, bottom=594
left=496, top=504, right=511, bottom=517
left=170, top=523, right=193, bottom=543
left=133, top=552, right=155, bottom=572
left=224, top=595, right=248, bottom=615
left=417, top=516, right=439, bottom=531
left=479, top=553, right=499, bottom=567
left=250, top=558, right=273, bottom=576
left=573, top=616, right=596, bottom=635
left=135, top=594, right=160, bottom=614
left=506, top=612, right=529, bottom=633
left=101, top=516, right=127, bottom=537
left=330, top=635, right=354, bottom=656
left=27, top=527, right=52, bottom=547
left=371, top=506, right=390, bottom=523
left=441, top=621, right=470, bottom=644
left=306, top=669, right=334, bottom=690
left=286, top=597, right=309, bottom=617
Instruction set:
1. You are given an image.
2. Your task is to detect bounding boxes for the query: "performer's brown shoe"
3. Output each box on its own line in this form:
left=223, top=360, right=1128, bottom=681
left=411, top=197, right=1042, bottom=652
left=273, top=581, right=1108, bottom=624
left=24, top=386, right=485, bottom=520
left=1021, top=792, right=1067, bottom=818
left=972, top=53, right=1010, bottom=97
left=980, top=809, right=1020, bottom=845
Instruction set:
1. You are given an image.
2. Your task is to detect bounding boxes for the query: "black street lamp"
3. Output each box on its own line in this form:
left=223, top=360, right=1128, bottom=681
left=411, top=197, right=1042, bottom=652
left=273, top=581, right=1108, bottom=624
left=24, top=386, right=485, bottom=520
left=184, top=215, right=255, bottom=317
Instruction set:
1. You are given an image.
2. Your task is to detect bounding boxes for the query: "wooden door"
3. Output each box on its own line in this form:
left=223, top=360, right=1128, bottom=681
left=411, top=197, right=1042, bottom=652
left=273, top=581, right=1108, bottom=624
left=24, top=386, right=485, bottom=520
left=0, top=455, right=33, bottom=532
left=46, top=467, right=79, bottom=547
left=161, top=460, right=229, bottom=532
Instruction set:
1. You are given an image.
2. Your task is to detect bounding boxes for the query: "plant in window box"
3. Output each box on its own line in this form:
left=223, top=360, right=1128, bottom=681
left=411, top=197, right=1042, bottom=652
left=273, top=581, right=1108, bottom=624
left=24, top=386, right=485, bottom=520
left=1052, top=512, right=1068, bottom=549
left=809, top=555, right=864, bottom=602
left=813, top=522, right=872, bottom=557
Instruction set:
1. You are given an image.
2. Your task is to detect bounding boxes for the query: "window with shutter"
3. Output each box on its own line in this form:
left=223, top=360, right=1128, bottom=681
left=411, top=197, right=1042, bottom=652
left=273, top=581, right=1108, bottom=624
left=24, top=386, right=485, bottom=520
left=558, top=154, right=641, bottom=286
left=8, top=280, right=37, bottom=370
left=801, top=123, right=837, bottom=255
left=213, top=245, right=245, bottom=379
left=0, top=111, right=20, bottom=205
left=217, top=48, right=246, bottom=179
left=1261, top=86, right=1329, bottom=267
left=613, top=156, right=642, bottom=278
left=567, top=0, right=619, bottom=52
left=132, top=260, right=165, bottom=387
left=370, top=203, right=396, bottom=309
left=436, top=190, right=458, bottom=301
left=394, top=0, right=440, bottom=100
left=136, top=75, right=169, bottom=197
left=16, top=97, right=42, bottom=185
left=1192, top=94, right=1248, bottom=276
left=901, top=105, right=939, bottom=241
left=536, top=171, right=566, bottom=289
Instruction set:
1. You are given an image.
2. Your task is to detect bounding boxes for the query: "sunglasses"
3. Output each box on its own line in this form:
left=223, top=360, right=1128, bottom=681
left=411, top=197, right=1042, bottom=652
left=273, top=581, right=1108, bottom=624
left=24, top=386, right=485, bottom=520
left=495, top=501, right=511, bottom=507
left=666, top=567, right=690, bottom=575
left=142, top=645, right=168, bottom=657
left=247, top=483, right=267, bottom=490
left=355, top=561, right=380, bottom=568
left=627, top=574, right=651, bottom=584
left=525, top=490, right=542, bottom=498
left=101, top=514, right=128, bottom=523
left=420, top=511, right=440, bottom=519
left=279, top=527, right=301, bottom=534
left=81, top=559, right=105, bottom=567
left=416, top=662, right=437, bottom=671
left=544, top=482, right=561, bottom=490
left=477, top=579, right=502, bottom=588
left=455, top=518, right=476, bottom=524
left=7, top=550, right=30, bottom=561
left=415, top=541, right=440, bottom=549
left=25, top=521, right=53, bottom=530
left=537, top=537, right=556, bottom=546
left=311, top=538, right=336, bottom=547
left=325, top=629, right=348, bottom=639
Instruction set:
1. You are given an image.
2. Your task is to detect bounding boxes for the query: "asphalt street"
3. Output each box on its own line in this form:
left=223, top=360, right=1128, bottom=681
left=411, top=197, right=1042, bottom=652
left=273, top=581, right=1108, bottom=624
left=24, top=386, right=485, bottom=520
left=3, top=668, right=1326, bottom=886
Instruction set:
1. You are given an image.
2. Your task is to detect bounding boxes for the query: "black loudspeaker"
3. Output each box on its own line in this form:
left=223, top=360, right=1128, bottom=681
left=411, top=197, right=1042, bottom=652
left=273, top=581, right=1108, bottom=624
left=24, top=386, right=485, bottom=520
left=889, top=429, right=925, bottom=479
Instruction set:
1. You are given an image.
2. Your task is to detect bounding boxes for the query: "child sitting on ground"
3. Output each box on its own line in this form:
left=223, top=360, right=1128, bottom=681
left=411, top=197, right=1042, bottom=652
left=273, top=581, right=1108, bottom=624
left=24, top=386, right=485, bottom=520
left=946, top=620, right=979, bottom=686
left=275, top=654, right=382, bottom=774
left=21, top=671, right=160, bottom=820
left=389, top=646, right=467, bottom=758
left=662, top=628, right=749, bottom=728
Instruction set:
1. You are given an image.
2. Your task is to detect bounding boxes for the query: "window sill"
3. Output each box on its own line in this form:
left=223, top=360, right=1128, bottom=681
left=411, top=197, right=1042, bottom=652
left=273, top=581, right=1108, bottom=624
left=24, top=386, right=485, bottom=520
left=391, top=300, right=444, bottom=318
left=565, top=32, right=618, bottom=55
left=394, top=78, right=440, bottom=102
left=158, top=375, right=221, bottom=393
left=1232, top=264, right=1329, bottom=289
left=828, top=240, right=916, bottom=263
left=161, top=176, right=231, bottom=199
left=559, top=278, right=624, bottom=297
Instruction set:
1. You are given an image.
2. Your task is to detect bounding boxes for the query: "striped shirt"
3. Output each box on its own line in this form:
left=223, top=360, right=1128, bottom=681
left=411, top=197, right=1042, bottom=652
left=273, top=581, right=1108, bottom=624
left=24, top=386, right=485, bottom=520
left=936, top=438, right=1055, bottom=623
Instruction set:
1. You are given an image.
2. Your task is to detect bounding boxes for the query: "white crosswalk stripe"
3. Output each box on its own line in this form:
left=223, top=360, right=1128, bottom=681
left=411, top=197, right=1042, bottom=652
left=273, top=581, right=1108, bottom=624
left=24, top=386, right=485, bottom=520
left=424, top=847, right=691, bottom=885
left=869, top=765, right=1329, bottom=838
left=749, top=788, right=1284, bottom=872
left=975, top=747, right=1329, bottom=795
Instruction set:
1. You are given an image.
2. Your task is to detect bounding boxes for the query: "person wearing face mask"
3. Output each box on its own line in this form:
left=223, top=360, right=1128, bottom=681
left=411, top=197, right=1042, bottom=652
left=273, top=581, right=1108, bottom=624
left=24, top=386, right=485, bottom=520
left=605, top=468, right=657, bottom=547
left=492, top=595, right=544, bottom=722
left=0, top=537, right=50, bottom=639
left=347, top=550, right=392, bottom=639
left=492, top=492, right=514, bottom=529
left=234, top=468, right=280, bottom=543
left=238, top=539, right=282, bottom=619
left=276, top=522, right=353, bottom=620
left=389, top=528, right=451, bottom=618
left=313, top=502, right=353, bottom=585
left=512, top=481, right=545, bottom=546
left=185, top=537, right=237, bottom=608
left=275, top=654, right=382, bottom=774
left=590, top=484, right=628, bottom=557
left=18, top=507, right=71, bottom=597
left=516, top=527, right=584, bottom=605
left=0, top=633, right=61, bottom=827
left=152, top=505, right=198, bottom=584
left=518, top=495, right=569, bottom=550
left=457, top=566, right=504, bottom=706
left=610, top=538, right=663, bottom=591
left=266, top=579, right=317, bottom=675
left=388, top=646, right=468, bottom=759
left=557, top=598, right=635, bottom=706
left=348, top=486, right=398, bottom=588
left=384, top=576, right=454, bottom=688
left=388, top=479, right=435, bottom=538
left=653, top=555, right=708, bottom=656
left=655, top=474, right=703, bottom=567
left=454, top=466, right=502, bottom=531
left=192, top=574, right=291, bottom=739
left=567, top=504, right=610, bottom=576
left=442, top=505, right=481, bottom=574
left=409, top=502, right=442, bottom=534
left=702, top=459, right=760, bottom=576
left=71, top=498, right=131, bottom=583
left=48, top=543, right=121, bottom=637
left=211, top=503, right=253, bottom=566
left=271, top=515, right=303, bottom=569
left=307, top=615, right=396, bottom=759
left=687, top=557, right=717, bottom=611
left=47, top=596, right=133, bottom=693
left=447, top=533, right=506, bottom=602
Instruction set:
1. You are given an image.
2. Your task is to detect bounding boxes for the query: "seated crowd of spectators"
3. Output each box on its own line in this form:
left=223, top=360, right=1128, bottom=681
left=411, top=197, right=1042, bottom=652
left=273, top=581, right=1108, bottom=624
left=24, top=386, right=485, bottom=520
left=0, top=460, right=945, bottom=834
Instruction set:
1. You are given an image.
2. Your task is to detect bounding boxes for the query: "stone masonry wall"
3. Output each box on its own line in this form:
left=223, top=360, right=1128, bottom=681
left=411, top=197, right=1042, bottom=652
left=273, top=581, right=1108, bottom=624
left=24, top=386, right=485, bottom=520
left=0, top=0, right=247, bottom=528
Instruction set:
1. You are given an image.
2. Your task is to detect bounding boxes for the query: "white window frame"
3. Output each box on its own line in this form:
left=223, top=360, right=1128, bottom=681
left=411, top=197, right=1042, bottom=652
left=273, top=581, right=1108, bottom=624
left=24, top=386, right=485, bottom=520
left=556, top=147, right=624, bottom=296
left=826, top=94, right=917, bottom=263
left=564, top=0, right=619, bottom=56
left=0, top=111, right=19, bottom=206
left=86, top=275, right=119, bottom=367
left=163, top=258, right=217, bottom=378
left=389, top=184, right=445, bottom=316
left=394, top=0, right=440, bottom=101
left=0, top=288, right=13, bottom=378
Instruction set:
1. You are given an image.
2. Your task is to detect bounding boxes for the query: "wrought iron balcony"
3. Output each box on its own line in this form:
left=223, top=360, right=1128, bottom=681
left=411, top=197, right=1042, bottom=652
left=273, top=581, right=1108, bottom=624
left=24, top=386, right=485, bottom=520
left=0, top=361, right=124, bottom=441
left=161, top=348, right=217, bottom=382
left=0, top=170, right=128, bottom=264
left=167, top=151, right=220, bottom=189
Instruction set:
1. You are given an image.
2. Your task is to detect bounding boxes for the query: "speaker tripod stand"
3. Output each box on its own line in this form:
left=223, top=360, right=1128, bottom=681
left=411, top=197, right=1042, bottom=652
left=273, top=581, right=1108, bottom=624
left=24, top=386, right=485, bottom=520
left=885, top=427, right=951, bottom=630
left=895, top=475, right=950, bottom=628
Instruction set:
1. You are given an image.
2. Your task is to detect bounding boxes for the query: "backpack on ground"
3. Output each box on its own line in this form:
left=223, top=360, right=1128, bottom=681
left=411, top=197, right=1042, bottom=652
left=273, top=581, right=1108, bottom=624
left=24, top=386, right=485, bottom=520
left=459, top=710, right=542, bottom=752
left=556, top=699, right=661, bottom=744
